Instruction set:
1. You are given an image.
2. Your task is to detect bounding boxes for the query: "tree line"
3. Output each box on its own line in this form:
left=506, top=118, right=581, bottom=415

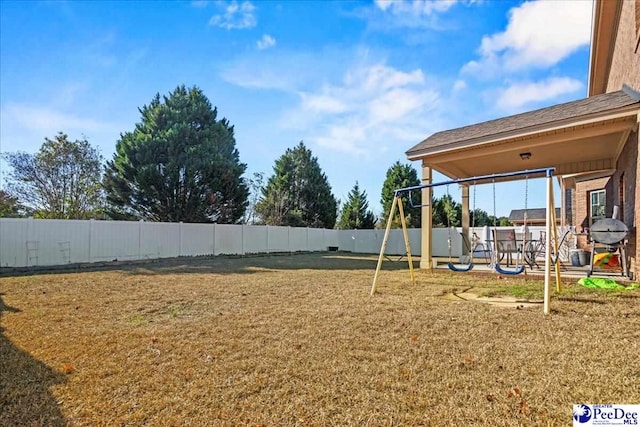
left=1, top=85, right=510, bottom=228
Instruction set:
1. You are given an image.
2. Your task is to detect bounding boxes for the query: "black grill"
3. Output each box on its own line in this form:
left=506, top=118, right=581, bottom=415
left=587, top=218, right=629, bottom=278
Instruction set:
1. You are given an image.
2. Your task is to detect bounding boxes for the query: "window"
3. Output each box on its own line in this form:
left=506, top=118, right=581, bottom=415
left=590, top=189, right=606, bottom=224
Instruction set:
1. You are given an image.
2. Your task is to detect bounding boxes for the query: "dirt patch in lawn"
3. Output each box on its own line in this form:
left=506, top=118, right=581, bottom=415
left=1, top=253, right=639, bottom=426
left=442, top=288, right=543, bottom=309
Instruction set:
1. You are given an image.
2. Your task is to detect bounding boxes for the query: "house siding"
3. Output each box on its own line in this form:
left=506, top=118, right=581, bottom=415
left=607, top=0, right=640, bottom=92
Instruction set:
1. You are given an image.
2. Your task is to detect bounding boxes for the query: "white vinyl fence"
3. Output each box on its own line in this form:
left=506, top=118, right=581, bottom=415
left=0, top=218, right=554, bottom=268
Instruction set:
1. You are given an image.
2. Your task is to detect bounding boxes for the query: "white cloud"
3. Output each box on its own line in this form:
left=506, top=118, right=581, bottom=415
left=219, top=49, right=349, bottom=92
left=374, top=0, right=458, bottom=16
left=209, top=1, right=256, bottom=30
left=366, top=0, right=468, bottom=30
left=284, top=63, right=440, bottom=155
left=496, top=77, right=584, bottom=110
left=300, top=93, right=349, bottom=114
left=452, top=79, right=467, bottom=92
left=2, top=104, right=114, bottom=135
left=463, top=0, right=591, bottom=75
left=368, top=88, right=428, bottom=122
left=257, top=34, right=276, bottom=50
left=191, top=0, right=208, bottom=8
left=220, top=49, right=447, bottom=156
left=0, top=103, right=120, bottom=154
left=374, top=0, right=393, bottom=11
left=354, top=64, right=424, bottom=91
left=220, top=54, right=312, bottom=91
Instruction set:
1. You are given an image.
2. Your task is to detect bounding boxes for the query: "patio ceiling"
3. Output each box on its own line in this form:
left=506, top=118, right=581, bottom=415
left=406, top=87, right=640, bottom=182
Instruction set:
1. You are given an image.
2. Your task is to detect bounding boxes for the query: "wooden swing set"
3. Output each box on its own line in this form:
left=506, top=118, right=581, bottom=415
left=370, top=167, right=562, bottom=315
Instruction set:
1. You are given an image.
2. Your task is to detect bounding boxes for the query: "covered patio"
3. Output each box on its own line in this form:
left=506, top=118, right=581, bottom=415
left=406, top=87, right=640, bottom=276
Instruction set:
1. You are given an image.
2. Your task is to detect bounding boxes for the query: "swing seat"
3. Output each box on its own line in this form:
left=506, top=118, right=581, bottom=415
left=494, top=264, right=525, bottom=275
left=448, top=262, right=474, bottom=272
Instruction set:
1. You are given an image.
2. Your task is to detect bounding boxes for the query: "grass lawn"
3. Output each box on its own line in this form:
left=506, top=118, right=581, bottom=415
left=1, top=253, right=639, bottom=426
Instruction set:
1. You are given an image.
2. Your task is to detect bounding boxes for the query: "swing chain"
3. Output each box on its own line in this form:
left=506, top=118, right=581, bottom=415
left=492, top=180, right=497, bottom=227
left=471, top=183, right=477, bottom=228
left=524, top=175, right=528, bottom=225
left=446, top=185, right=453, bottom=262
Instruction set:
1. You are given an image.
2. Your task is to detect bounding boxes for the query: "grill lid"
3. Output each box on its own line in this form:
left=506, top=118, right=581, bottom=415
left=589, top=218, right=628, bottom=245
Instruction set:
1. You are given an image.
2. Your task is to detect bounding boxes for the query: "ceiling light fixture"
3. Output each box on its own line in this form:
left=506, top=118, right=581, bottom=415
left=519, top=152, right=532, bottom=160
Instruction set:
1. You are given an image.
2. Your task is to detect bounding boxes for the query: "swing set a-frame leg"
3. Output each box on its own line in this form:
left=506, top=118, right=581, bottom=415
left=370, top=196, right=415, bottom=296
left=397, top=196, right=416, bottom=284
left=548, top=187, right=562, bottom=292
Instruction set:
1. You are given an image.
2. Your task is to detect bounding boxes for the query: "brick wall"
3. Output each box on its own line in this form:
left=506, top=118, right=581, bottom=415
left=614, top=130, right=638, bottom=279
left=573, top=131, right=639, bottom=279
left=607, top=0, right=640, bottom=92
left=574, top=177, right=611, bottom=234
left=613, top=1, right=640, bottom=279
left=633, top=129, right=640, bottom=280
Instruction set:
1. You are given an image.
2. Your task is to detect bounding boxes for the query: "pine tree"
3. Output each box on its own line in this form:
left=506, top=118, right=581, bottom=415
left=380, top=161, right=421, bottom=228
left=432, top=194, right=461, bottom=227
left=256, top=142, right=337, bottom=228
left=337, top=182, right=376, bottom=229
left=103, top=85, right=248, bottom=223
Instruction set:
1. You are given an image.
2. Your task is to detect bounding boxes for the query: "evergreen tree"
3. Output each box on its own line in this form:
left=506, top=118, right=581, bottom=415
left=499, top=217, right=512, bottom=226
left=432, top=194, right=462, bottom=227
left=380, top=161, right=421, bottom=228
left=3, top=133, right=103, bottom=219
left=103, top=85, right=248, bottom=223
left=337, top=182, right=376, bottom=229
left=470, top=208, right=491, bottom=227
left=256, top=142, right=337, bottom=228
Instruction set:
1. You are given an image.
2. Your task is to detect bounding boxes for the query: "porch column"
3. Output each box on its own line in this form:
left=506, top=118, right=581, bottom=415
left=461, top=185, right=470, bottom=255
left=421, top=161, right=433, bottom=270
left=558, top=177, right=565, bottom=228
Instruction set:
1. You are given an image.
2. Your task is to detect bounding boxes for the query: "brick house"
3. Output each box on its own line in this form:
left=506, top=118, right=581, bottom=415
left=572, top=0, right=640, bottom=275
left=405, top=0, right=640, bottom=279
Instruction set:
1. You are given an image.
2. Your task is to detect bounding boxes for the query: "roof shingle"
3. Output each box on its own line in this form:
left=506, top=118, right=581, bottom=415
left=509, top=208, right=561, bottom=222
left=407, top=87, right=640, bottom=157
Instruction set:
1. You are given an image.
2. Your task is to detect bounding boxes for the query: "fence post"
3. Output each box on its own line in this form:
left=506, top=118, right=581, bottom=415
left=354, top=229, right=358, bottom=253
left=212, top=223, right=217, bottom=256
left=322, top=228, right=326, bottom=251
left=241, top=224, right=245, bottom=255
left=483, top=226, right=491, bottom=252
left=88, top=219, right=94, bottom=263
left=179, top=222, right=183, bottom=257
left=27, top=217, right=34, bottom=267
left=266, top=226, right=270, bottom=254
left=138, top=220, right=143, bottom=260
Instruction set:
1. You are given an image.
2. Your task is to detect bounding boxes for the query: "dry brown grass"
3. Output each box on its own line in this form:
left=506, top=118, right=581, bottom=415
left=1, top=253, right=639, bottom=426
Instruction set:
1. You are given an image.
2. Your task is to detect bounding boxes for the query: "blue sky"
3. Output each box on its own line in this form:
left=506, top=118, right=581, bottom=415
left=0, top=0, right=593, bottom=219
